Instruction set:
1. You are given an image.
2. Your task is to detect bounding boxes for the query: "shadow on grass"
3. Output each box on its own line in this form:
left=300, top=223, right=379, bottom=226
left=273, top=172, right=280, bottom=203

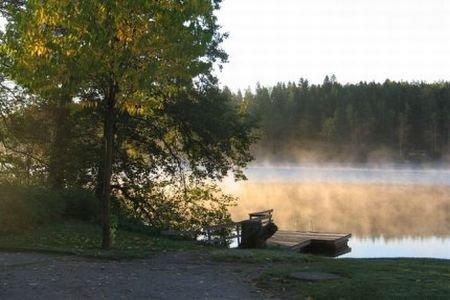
left=0, top=220, right=205, bottom=259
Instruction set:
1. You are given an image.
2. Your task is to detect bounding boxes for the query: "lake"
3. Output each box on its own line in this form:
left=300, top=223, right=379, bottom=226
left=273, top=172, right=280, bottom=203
left=222, top=165, right=450, bottom=259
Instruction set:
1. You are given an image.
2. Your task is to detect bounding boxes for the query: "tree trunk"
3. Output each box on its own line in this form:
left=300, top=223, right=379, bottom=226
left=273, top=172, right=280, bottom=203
left=101, top=87, right=116, bottom=249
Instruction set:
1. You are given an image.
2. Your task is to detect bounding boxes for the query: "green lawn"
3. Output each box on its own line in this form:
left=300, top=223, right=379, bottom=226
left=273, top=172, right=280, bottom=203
left=0, top=220, right=204, bottom=259
left=212, top=249, right=450, bottom=299
left=1, top=223, right=449, bottom=298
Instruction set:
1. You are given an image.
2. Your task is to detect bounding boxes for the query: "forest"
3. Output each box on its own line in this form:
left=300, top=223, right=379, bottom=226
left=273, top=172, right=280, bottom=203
left=233, top=76, right=450, bottom=164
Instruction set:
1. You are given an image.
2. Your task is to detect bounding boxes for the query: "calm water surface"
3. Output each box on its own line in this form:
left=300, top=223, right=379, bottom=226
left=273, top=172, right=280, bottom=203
left=224, top=165, right=450, bottom=259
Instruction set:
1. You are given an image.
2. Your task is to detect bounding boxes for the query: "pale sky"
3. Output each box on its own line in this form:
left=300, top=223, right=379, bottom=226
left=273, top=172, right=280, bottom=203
left=215, top=0, right=450, bottom=91
left=2, top=1, right=450, bottom=91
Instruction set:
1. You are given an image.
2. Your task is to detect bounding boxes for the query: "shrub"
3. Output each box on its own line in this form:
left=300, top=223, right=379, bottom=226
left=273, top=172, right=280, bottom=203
left=117, top=180, right=235, bottom=233
left=62, top=188, right=99, bottom=221
left=0, top=183, right=65, bottom=233
left=0, top=183, right=99, bottom=234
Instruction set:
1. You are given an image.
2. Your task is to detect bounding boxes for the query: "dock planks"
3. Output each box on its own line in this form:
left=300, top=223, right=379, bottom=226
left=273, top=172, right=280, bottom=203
left=268, top=230, right=352, bottom=255
left=201, top=209, right=352, bottom=256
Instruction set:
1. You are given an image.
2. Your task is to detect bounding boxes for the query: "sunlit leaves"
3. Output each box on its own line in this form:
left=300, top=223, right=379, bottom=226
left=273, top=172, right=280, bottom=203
left=1, top=0, right=253, bottom=234
left=1, top=0, right=226, bottom=112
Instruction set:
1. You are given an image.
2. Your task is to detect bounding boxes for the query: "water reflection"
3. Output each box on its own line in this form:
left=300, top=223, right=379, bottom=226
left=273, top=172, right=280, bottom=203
left=341, top=236, right=450, bottom=259
left=245, top=166, right=450, bottom=185
left=223, top=167, right=450, bottom=259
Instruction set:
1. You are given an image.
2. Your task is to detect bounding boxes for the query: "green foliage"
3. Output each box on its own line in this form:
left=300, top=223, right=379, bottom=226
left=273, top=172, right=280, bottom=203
left=242, top=78, right=450, bottom=163
left=117, top=178, right=236, bottom=233
left=0, top=183, right=98, bottom=233
left=0, top=97, right=50, bottom=185
left=0, top=0, right=249, bottom=251
left=0, top=86, right=252, bottom=239
left=62, top=188, right=99, bottom=221
left=0, top=0, right=252, bottom=248
left=116, top=214, right=159, bottom=236
left=110, top=214, right=119, bottom=243
left=0, top=183, right=65, bottom=233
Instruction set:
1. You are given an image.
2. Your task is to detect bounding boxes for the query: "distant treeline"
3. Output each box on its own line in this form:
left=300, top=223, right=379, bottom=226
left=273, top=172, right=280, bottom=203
left=228, top=76, right=450, bottom=163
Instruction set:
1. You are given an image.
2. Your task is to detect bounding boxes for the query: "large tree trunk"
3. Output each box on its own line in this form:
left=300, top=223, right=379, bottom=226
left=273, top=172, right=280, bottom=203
left=101, top=87, right=116, bottom=249
left=48, top=95, right=70, bottom=190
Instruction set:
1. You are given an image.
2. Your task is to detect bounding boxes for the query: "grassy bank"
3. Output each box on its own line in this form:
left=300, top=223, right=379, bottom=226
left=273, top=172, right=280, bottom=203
left=1, top=222, right=449, bottom=298
left=0, top=221, right=203, bottom=259
left=212, top=249, right=450, bottom=299
left=0, top=184, right=206, bottom=259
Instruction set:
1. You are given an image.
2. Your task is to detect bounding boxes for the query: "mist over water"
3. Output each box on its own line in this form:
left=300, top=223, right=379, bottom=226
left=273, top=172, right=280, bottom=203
left=223, top=163, right=450, bottom=259
left=244, top=165, right=450, bottom=186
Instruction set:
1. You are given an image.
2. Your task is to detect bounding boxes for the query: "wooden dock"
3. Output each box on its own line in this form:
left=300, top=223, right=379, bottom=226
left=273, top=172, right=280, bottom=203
left=200, top=209, right=352, bottom=256
left=268, top=230, right=352, bottom=256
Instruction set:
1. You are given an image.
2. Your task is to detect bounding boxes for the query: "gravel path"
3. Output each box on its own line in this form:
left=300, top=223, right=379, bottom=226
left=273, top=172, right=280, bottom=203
left=0, top=251, right=266, bottom=299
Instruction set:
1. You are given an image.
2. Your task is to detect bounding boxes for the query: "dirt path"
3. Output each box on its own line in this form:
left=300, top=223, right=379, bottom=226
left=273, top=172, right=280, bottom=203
left=0, top=251, right=267, bottom=299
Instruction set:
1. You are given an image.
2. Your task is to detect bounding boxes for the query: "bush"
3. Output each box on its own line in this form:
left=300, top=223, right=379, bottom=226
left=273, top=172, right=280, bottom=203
left=0, top=183, right=65, bottom=233
left=116, top=180, right=235, bottom=233
left=0, top=183, right=99, bottom=234
left=62, top=188, right=99, bottom=221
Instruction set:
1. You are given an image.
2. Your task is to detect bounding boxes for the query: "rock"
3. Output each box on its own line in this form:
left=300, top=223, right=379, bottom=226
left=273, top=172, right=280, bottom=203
left=290, top=272, right=341, bottom=282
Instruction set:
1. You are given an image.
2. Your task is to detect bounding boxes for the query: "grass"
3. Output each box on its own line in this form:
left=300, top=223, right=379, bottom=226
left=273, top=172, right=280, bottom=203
left=0, top=220, right=204, bottom=259
left=211, top=247, right=317, bottom=264
left=1, top=223, right=449, bottom=298
left=213, top=249, right=450, bottom=299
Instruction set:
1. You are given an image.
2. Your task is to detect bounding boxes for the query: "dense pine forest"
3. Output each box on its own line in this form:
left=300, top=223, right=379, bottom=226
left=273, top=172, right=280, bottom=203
left=231, top=76, right=450, bottom=164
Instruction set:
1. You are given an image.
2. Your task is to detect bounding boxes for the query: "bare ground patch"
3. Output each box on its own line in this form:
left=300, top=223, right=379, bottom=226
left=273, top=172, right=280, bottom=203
left=0, top=251, right=268, bottom=299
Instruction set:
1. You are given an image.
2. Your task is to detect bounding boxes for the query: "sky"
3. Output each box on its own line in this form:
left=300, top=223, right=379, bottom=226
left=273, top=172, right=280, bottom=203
left=215, top=0, right=450, bottom=91
left=1, top=1, right=449, bottom=91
